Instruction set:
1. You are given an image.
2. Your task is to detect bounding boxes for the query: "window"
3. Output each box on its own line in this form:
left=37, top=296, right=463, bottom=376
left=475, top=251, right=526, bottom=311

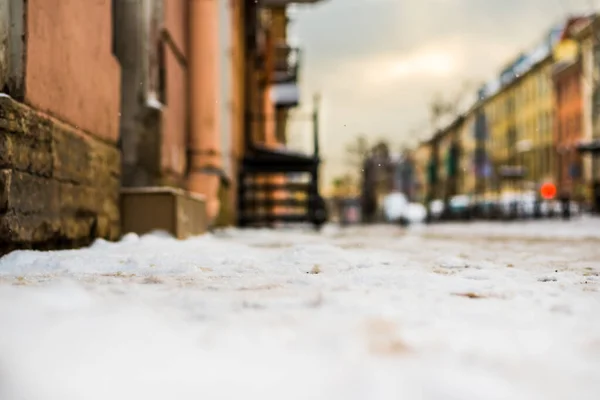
left=158, top=40, right=167, bottom=105
left=111, top=0, right=118, bottom=55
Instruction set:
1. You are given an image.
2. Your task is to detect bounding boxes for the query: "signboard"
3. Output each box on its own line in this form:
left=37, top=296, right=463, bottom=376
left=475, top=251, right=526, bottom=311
left=541, top=182, right=557, bottom=199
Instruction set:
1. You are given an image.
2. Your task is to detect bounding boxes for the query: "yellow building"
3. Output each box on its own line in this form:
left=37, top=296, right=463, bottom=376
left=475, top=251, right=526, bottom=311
left=480, top=66, right=553, bottom=198
left=436, top=116, right=464, bottom=201
left=514, top=58, right=555, bottom=190
left=476, top=23, right=566, bottom=201
left=487, top=82, right=520, bottom=195
left=413, top=141, right=430, bottom=203
left=424, top=131, right=442, bottom=201
left=458, top=109, right=476, bottom=196
left=481, top=95, right=499, bottom=199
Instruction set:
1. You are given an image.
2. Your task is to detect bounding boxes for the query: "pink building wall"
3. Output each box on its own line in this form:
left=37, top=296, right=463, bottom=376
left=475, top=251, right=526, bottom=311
left=25, top=0, right=120, bottom=143
left=188, top=0, right=222, bottom=221
left=161, top=0, right=188, bottom=180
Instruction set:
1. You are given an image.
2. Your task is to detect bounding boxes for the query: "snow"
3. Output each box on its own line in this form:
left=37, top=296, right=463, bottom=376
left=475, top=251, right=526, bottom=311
left=1, top=221, right=600, bottom=400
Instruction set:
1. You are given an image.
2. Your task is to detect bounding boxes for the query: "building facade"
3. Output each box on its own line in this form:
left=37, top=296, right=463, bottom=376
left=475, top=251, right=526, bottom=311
left=458, top=110, right=476, bottom=197
left=416, top=18, right=578, bottom=206
left=441, top=117, right=463, bottom=202
left=571, top=15, right=600, bottom=209
left=412, top=142, right=430, bottom=203
left=0, top=0, right=328, bottom=253
left=1, top=0, right=121, bottom=253
left=514, top=59, right=554, bottom=190
left=425, top=132, right=442, bottom=201
left=477, top=23, right=565, bottom=198
left=473, top=102, right=491, bottom=199
left=553, top=20, right=588, bottom=201
left=554, top=57, right=584, bottom=198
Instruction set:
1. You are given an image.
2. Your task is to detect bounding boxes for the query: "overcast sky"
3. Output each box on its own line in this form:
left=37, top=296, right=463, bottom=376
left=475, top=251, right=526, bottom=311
left=286, top=0, right=596, bottom=186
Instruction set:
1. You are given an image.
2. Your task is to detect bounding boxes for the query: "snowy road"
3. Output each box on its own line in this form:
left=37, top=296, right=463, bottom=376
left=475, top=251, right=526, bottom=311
left=0, top=219, right=599, bottom=400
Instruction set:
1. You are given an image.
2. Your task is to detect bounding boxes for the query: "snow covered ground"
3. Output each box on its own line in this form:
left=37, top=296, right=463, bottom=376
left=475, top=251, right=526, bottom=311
left=0, top=219, right=599, bottom=400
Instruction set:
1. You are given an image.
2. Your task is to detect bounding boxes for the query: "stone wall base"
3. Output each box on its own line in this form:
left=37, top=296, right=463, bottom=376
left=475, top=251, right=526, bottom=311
left=0, top=96, right=120, bottom=255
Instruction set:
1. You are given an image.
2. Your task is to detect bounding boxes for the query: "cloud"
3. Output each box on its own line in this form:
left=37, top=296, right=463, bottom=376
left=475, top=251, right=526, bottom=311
left=363, top=43, right=464, bottom=85
left=288, top=0, right=595, bottom=186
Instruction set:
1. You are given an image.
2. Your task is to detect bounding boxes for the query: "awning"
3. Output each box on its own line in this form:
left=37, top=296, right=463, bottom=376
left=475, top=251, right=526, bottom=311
left=576, top=139, right=600, bottom=153
left=269, top=83, right=299, bottom=108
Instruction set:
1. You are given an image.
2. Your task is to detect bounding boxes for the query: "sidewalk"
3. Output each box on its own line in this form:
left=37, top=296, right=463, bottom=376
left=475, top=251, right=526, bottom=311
left=0, top=223, right=599, bottom=400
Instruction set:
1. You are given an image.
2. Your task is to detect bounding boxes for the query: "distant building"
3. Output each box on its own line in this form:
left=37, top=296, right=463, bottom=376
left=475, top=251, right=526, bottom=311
left=392, top=152, right=416, bottom=201
left=1, top=0, right=122, bottom=253
left=458, top=110, right=476, bottom=197
left=421, top=116, right=461, bottom=207
left=478, top=21, right=567, bottom=197
left=412, top=142, right=430, bottom=203
left=553, top=44, right=584, bottom=199
left=360, top=143, right=394, bottom=221
left=570, top=15, right=600, bottom=209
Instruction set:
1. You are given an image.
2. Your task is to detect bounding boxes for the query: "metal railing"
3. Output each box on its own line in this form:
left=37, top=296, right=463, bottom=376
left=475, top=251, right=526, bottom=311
left=272, top=45, right=301, bottom=83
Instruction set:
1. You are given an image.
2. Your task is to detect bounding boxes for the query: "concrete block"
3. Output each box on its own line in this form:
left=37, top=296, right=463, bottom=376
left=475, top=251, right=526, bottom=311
left=120, top=187, right=207, bottom=239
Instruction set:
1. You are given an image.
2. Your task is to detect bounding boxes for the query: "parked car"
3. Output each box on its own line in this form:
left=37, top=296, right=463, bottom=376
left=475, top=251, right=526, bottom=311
left=448, top=195, right=472, bottom=220
left=427, top=199, right=445, bottom=221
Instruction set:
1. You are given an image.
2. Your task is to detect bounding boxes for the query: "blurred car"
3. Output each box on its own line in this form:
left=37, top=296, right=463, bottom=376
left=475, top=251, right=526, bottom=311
left=383, top=192, right=427, bottom=225
left=428, top=199, right=445, bottom=221
left=447, top=195, right=472, bottom=220
left=383, top=192, right=408, bottom=223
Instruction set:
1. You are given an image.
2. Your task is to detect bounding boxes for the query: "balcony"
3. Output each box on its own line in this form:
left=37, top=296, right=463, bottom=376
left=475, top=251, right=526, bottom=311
left=272, top=44, right=301, bottom=83
left=269, top=82, right=299, bottom=108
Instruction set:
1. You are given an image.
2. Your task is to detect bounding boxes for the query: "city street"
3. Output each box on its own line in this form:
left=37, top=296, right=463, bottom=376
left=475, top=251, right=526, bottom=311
left=0, top=219, right=599, bottom=400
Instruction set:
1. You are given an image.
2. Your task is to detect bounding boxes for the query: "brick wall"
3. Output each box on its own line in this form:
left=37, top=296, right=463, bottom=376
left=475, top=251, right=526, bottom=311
left=0, top=97, right=120, bottom=255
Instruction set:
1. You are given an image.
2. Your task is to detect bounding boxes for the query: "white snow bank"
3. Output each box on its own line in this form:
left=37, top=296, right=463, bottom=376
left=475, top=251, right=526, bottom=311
left=0, top=224, right=599, bottom=400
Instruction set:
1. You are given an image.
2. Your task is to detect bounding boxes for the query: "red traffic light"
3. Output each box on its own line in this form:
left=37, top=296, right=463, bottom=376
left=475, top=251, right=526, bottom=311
left=540, top=182, right=557, bottom=200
